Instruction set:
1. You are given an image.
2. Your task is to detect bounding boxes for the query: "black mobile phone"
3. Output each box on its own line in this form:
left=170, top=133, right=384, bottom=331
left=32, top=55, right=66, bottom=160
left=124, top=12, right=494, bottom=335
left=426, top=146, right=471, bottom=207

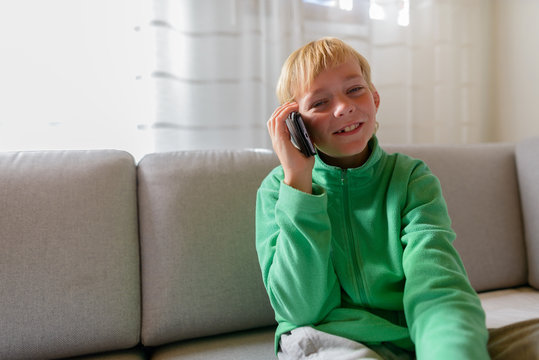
left=285, top=112, right=316, bottom=157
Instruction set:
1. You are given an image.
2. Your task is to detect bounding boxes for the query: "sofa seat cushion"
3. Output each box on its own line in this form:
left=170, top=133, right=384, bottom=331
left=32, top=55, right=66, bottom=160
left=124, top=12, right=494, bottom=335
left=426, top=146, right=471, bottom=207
left=479, top=287, right=539, bottom=328
left=150, top=327, right=275, bottom=360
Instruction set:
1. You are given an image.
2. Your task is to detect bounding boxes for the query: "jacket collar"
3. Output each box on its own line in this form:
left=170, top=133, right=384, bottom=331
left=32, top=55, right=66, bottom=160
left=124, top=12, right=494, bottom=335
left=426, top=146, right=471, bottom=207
left=313, top=136, right=384, bottom=186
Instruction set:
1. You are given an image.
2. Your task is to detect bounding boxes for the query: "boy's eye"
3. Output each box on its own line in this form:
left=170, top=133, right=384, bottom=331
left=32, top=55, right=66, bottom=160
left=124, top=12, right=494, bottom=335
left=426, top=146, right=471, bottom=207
left=348, top=86, right=364, bottom=94
left=311, top=100, right=327, bottom=108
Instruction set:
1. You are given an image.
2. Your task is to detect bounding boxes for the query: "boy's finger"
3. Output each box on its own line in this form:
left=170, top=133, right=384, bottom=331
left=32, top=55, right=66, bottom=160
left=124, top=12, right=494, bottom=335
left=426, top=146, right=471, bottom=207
left=268, top=103, right=296, bottom=135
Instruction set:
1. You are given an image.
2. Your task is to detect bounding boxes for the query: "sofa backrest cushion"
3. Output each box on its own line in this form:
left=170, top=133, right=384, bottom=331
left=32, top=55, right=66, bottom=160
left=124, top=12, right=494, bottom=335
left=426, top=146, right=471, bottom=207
left=516, top=137, right=539, bottom=289
left=0, top=150, right=141, bottom=359
left=138, top=149, right=280, bottom=346
left=384, top=143, right=527, bottom=292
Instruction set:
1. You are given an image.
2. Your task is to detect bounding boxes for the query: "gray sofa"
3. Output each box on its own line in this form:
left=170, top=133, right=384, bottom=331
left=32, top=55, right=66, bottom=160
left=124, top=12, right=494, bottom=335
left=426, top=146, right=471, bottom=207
left=1, top=138, right=538, bottom=359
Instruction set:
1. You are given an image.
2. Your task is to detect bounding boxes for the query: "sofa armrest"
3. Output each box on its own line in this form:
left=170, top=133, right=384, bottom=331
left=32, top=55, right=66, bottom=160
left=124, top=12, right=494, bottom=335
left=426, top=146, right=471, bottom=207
left=516, top=137, right=539, bottom=289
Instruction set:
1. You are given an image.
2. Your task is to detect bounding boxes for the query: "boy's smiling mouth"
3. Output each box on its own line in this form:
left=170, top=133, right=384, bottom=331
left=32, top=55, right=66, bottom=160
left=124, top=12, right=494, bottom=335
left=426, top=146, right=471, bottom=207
left=334, top=122, right=362, bottom=134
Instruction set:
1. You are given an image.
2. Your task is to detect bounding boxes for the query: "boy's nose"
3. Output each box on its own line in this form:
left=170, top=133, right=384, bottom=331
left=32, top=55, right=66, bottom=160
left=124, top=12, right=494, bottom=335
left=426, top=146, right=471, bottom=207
left=334, top=98, right=354, bottom=117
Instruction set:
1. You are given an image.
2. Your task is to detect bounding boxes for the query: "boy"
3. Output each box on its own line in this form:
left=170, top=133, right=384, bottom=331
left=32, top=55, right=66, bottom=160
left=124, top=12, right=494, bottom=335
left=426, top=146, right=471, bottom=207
left=255, top=37, right=490, bottom=359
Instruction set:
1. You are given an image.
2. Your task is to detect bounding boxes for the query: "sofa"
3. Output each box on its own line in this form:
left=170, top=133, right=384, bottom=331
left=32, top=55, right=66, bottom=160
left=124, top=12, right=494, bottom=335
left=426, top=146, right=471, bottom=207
left=1, top=137, right=538, bottom=360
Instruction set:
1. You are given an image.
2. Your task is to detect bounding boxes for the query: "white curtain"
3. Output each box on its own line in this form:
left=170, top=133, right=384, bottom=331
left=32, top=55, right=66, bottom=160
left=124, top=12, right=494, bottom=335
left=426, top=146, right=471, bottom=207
left=138, top=0, right=493, bottom=152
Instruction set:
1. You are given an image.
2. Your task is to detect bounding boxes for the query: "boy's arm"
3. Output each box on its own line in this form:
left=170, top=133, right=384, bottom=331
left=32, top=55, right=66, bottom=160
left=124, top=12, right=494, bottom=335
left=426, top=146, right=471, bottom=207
left=400, top=162, right=489, bottom=360
left=255, top=172, right=341, bottom=327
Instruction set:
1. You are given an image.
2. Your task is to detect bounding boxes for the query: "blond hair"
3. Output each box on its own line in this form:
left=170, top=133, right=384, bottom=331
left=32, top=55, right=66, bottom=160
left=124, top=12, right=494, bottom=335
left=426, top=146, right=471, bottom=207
left=276, top=37, right=374, bottom=104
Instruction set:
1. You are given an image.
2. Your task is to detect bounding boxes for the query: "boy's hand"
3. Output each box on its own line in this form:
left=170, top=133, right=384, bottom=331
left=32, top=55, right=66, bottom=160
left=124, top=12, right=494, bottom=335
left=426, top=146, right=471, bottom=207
left=267, top=102, right=315, bottom=194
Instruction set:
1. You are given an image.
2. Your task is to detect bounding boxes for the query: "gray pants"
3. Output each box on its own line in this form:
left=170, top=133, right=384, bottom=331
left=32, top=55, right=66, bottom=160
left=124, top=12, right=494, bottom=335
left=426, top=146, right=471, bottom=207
left=278, top=319, right=539, bottom=360
left=278, top=326, right=413, bottom=360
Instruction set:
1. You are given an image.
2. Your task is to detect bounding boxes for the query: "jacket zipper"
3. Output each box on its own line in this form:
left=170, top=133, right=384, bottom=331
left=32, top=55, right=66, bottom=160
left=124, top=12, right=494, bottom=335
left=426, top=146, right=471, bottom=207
left=341, top=169, right=369, bottom=305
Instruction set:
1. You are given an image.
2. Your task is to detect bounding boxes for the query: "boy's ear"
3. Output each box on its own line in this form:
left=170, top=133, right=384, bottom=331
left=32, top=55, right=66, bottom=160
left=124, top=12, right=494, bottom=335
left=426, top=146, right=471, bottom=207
left=372, top=86, right=380, bottom=111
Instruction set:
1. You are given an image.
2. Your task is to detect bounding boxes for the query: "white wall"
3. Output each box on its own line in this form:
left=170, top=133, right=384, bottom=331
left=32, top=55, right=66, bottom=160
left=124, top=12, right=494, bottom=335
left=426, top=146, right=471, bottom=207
left=493, top=0, right=539, bottom=142
left=0, top=0, right=537, bottom=156
left=0, top=0, right=152, bottom=160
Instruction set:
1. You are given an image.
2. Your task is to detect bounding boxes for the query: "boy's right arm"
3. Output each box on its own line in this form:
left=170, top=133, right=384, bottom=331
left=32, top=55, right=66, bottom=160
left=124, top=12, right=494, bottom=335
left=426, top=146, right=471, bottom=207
left=255, top=173, right=341, bottom=327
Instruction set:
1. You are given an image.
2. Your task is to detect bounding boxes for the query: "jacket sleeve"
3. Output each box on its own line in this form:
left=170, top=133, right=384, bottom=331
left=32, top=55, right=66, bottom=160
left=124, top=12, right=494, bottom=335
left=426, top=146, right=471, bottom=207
left=400, top=161, right=489, bottom=360
left=255, top=171, right=341, bottom=327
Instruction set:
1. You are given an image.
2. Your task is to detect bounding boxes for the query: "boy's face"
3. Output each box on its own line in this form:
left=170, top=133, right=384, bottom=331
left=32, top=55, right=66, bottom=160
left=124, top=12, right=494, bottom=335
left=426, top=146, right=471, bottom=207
left=296, top=59, right=380, bottom=168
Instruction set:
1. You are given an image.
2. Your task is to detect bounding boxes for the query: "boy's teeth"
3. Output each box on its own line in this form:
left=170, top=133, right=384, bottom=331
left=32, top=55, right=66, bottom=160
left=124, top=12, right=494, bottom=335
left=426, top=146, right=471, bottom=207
left=338, top=123, right=360, bottom=133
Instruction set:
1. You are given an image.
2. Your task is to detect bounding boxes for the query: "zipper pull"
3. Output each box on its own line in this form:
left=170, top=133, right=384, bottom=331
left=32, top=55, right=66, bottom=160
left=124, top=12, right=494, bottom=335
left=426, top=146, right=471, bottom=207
left=341, top=169, right=346, bottom=185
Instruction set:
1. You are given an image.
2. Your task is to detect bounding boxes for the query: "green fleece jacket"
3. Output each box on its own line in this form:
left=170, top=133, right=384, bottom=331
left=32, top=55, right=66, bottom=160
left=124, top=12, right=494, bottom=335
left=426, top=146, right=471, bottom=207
left=255, top=137, right=489, bottom=359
